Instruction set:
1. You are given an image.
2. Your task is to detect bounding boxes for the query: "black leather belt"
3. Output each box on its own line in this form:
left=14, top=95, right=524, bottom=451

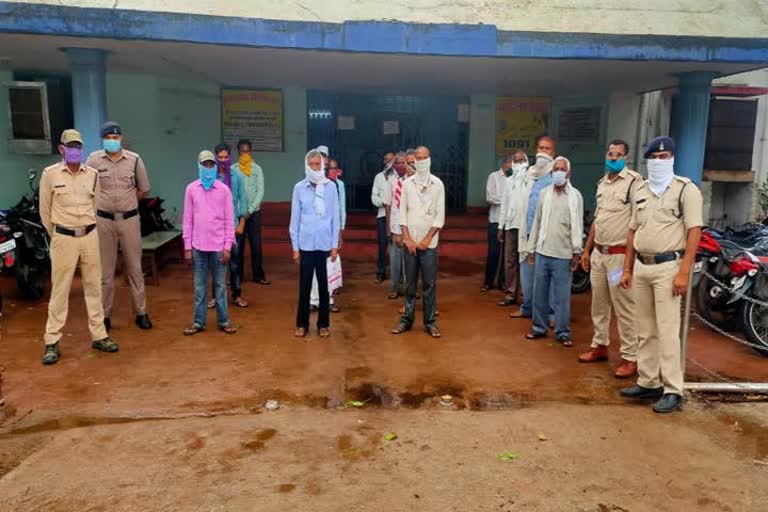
left=55, top=224, right=96, bottom=238
left=636, top=250, right=684, bottom=265
left=97, top=208, right=138, bottom=220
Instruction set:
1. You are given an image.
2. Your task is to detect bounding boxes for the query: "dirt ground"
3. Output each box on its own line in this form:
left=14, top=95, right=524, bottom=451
left=0, top=257, right=767, bottom=511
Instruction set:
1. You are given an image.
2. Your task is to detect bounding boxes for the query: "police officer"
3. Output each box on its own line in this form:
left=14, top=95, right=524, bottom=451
left=579, top=139, right=641, bottom=378
left=619, top=136, right=703, bottom=413
left=40, top=129, right=119, bottom=365
left=86, top=121, right=152, bottom=332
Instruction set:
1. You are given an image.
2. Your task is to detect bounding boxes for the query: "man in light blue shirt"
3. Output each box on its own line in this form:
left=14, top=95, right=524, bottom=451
left=511, top=135, right=557, bottom=320
left=213, top=143, right=249, bottom=308
left=290, top=149, right=340, bottom=338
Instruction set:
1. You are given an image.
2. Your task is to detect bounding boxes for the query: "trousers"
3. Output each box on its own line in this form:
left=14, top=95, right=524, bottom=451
left=298, top=250, right=330, bottom=329
left=633, top=259, right=684, bottom=395
left=376, top=216, right=388, bottom=279
left=484, top=222, right=503, bottom=288
left=503, top=228, right=520, bottom=297
left=97, top=215, right=146, bottom=317
left=193, top=249, right=229, bottom=328
left=401, top=248, right=438, bottom=327
left=389, top=239, right=406, bottom=294
left=589, top=251, right=638, bottom=361
left=45, top=229, right=107, bottom=345
left=531, top=254, right=573, bottom=339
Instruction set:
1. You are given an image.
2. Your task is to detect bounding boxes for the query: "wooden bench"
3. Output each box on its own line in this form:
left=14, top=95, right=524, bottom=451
left=141, top=230, right=183, bottom=286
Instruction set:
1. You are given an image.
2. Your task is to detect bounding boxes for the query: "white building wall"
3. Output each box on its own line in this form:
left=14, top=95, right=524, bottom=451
left=6, top=0, right=768, bottom=38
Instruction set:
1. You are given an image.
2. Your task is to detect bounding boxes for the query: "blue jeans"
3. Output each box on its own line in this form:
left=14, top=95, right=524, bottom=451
left=193, top=249, right=229, bottom=328
left=401, top=248, right=438, bottom=328
left=532, top=254, right=573, bottom=339
left=521, top=257, right=555, bottom=318
left=389, top=239, right=405, bottom=294
left=520, top=258, right=535, bottom=317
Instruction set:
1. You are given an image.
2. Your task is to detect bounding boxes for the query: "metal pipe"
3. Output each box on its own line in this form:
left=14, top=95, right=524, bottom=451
left=680, top=265, right=694, bottom=375
left=685, top=382, right=768, bottom=393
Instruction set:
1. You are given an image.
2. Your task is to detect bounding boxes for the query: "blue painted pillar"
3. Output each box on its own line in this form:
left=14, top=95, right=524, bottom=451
left=672, top=71, right=716, bottom=184
left=63, top=48, right=107, bottom=155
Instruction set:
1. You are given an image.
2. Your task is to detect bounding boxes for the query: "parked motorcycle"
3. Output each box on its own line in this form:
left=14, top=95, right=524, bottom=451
left=571, top=211, right=592, bottom=294
left=139, top=196, right=175, bottom=237
left=693, top=226, right=768, bottom=356
left=0, top=214, right=18, bottom=315
left=6, top=169, right=50, bottom=300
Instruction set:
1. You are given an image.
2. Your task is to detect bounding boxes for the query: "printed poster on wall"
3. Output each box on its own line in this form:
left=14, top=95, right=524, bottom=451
left=495, top=97, right=550, bottom=156
left=221, top=89, right=283, bottom=152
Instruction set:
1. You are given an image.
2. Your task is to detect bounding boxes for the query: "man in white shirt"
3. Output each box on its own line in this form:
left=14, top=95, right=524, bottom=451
left=525, top=157, right=583, bottom=346
left=383, top=152, right=411, bottom=299
left=497, top=150, right=530, bottom=306
left=482, top=156, right=512, bottom=292
left=391, top=146, right=445, bottom=338
left=371, top=151, right=396, bottom=283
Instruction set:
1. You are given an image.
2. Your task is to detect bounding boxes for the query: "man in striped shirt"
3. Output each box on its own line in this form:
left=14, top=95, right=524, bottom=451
left=383, top=152, right=411, bottom=299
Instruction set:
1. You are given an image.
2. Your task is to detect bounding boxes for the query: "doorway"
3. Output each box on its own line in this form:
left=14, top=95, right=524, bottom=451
left=307, top=91, right=470, bottom=212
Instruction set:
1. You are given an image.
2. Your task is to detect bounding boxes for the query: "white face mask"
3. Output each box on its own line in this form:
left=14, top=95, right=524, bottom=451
left=535, top=153, right=553, bottom=169
left=305, top=167, right=325, bottom=184
left=552, top=170, right=567, bottom=187
left=646, top=158, right=675, bottom=194
left=511, top=162, right=528, bottom=175
left=414, top=158, right=431, bottom=176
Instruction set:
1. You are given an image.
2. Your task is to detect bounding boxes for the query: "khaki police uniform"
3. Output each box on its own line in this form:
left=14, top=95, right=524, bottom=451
left=630, top=176, right=703, bottom=395
left=86, top=149, right=151, bottom=318
left=590, top=168, right=641, bottom=361
left=40, top=161, right=108, bottom=345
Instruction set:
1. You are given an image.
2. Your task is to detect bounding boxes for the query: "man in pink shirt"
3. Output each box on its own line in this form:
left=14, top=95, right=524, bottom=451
left=182, top=150, right=237, bottom=335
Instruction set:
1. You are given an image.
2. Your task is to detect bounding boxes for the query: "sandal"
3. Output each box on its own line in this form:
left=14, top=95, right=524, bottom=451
left=425, top=325, right=441, bottom=338
left=319, top=327, right=330, bottom=338
left=218, top=324, right=237, bottom=334
left=391, top=322, right=410, bottom=335
left=526, top=331, right=547, bottom=340
left=184, top=324, right=205, bottom=336
left=387, top=292, right=400, bottom=300
left=257, top=279, right=271, bottom=286
left=295, top=327, right=307, bottom=338
left=556, top=337, right=574, bottom=347
left=509, top=310, right=530, bottom=319
left=233, top=297, right=249, bottom=308
left=330, top=304, right=341, bottom=313
left=207, top=299, right=215, bottom=309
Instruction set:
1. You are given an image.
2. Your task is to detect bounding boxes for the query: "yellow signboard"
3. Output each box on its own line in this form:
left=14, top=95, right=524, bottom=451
left=495, top=97, right=550, bottom=156
left=221, top=89, right=283, bottom=152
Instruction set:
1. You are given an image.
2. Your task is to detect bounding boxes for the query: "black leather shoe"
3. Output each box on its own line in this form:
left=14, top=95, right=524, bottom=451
left=653, top=393, right=683, bottom=413
left=620, top=385, right=664, bottom=400
left=42, top=343, right=60, bottom=365
left=104, top=317, right=111, bottom=332
left=135, top=314, right=153, bottom=330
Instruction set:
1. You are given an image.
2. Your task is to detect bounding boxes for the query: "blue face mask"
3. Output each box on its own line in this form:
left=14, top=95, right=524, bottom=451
left=198, top=163, right=217, bottom=190
left=605, top=158, right=625, bottom=173
left=103, top=139, right=122, bottom=153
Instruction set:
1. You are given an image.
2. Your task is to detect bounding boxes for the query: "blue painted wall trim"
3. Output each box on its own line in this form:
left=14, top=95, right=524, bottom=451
left=1, top=2, right=768, bottom=64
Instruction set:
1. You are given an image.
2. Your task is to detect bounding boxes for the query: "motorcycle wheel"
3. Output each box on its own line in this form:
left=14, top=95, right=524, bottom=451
left=740, top=300, right=768, bottom=357
left=571, top=269, right=591, bottom=294
left=695, top=278, right=738, bottom=329
left=15, top=264, right=44, bottom=300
